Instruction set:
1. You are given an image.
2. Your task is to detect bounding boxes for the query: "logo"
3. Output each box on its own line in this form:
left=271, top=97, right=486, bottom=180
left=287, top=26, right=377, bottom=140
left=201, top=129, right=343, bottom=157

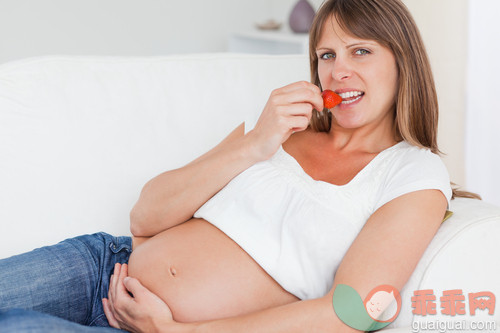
left=332, top=284, right=402, bottom=331
left=411, top=289, right=495, bottom=316
left=410, top=289, right=496, bottom=332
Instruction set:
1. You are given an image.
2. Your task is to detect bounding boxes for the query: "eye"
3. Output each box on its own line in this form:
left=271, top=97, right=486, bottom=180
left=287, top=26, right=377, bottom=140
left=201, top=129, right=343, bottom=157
left=355, top=48, right=370, bottom=56
left=320, top=52, right=335, bottom=60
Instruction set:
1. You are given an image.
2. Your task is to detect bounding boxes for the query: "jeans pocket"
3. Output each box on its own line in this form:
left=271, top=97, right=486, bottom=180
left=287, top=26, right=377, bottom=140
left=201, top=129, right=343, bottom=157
left=108, top=235, right=132, bottom=259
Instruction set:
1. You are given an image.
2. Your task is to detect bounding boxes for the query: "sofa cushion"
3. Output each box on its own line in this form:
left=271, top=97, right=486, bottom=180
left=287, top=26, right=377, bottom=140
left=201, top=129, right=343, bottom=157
left=0, top=54, right=309, bottom=258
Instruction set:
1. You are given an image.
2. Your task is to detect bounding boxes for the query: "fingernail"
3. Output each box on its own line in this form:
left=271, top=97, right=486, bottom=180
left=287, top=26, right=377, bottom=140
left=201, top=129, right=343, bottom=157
left=124, top=277, right=130, bottom=283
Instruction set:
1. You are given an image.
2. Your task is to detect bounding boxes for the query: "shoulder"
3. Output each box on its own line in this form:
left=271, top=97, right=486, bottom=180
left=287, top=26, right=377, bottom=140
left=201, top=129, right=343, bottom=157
left=374, top=141, right=452, bottom=210
left=384, top=141, right=447, bottom=174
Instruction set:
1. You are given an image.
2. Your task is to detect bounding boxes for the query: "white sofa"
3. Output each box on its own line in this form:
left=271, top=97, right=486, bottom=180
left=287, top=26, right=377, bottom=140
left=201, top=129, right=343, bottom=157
left=1, top=54, right=499, bottom=331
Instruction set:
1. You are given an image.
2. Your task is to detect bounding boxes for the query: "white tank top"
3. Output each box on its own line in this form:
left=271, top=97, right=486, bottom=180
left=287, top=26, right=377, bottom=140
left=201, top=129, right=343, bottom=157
left=194, top=140, right=451, bottom=300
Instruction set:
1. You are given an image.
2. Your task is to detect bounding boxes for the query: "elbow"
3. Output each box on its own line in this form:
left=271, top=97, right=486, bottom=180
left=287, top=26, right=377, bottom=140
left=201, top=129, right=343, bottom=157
left=130, top=181, right=155, bottom=236
left=129, top=204, right=151, bottom=237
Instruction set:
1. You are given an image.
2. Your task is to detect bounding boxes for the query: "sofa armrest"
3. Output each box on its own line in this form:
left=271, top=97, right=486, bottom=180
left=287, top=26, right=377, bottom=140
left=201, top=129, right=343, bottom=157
left=387, top=197, right=500, bottom=328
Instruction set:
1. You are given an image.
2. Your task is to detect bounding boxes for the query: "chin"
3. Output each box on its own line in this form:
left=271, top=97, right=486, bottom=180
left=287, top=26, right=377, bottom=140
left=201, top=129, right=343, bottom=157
left=332, top=118, right=364, bottom=129
left=331, top=110, right=367, bottom=129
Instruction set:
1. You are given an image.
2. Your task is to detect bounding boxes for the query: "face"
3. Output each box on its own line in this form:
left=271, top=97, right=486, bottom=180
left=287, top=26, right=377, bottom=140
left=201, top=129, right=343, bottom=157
left=316, top=17, right=399, bottom=131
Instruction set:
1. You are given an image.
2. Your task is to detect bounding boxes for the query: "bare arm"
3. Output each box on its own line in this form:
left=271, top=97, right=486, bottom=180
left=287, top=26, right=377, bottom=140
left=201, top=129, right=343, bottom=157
left=130, top=81, right=323, bottom=237
left=130, top=123, right=255, bottom=236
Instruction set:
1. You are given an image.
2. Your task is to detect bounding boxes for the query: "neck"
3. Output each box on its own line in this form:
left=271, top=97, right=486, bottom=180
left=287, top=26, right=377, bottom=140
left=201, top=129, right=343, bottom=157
left=326, top=114, right=398, bottom=154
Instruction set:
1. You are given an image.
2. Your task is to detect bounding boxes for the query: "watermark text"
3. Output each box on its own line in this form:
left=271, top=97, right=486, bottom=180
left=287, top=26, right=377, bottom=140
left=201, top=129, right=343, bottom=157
left=412, top=319, right=497, bottom=332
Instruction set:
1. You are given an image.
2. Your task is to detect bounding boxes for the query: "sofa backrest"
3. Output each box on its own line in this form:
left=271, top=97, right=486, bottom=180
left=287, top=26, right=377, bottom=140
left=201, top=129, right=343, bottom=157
left=0, top=54, right=309, bottom=258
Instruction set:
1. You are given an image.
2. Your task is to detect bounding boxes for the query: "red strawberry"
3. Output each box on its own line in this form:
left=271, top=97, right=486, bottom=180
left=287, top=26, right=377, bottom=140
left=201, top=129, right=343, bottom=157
left=322, top=90, right=342, bottom=109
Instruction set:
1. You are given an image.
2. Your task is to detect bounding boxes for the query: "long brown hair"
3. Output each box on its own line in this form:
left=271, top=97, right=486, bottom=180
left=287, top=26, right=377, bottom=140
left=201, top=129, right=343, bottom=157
left=308, top=0, right=480, bottom=200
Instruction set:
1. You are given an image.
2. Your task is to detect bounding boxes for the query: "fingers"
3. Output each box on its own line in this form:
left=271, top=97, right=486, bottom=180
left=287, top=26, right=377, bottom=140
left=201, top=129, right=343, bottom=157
left=276, top=80, right=321, bottom=95
left=272, top=103, right=314, bottom=120
left=102, top=298, right=121, bottom=329
left=264, top=103, right=314, bottom=137
left=106, top=264, right=120, bottom=323
left=116, top=263, right=130, bottom=297
left=108, top=264, right=119, bottom=305
left=122, top=273, right=162, bottom=305
left=109, top=263, right=128, bottom=297
left=271, top=81, right=323, bottom=112
left=107, top=263, right=132, bottom=318
left=250, top=81, right=323, bottom=160
left=122, top=276, right=145, bottom=301
left=111, top=263, right=133, bottom=308
left=288, top=115, right=311, bottom=132
left=105, top=266, right=175, bottom=332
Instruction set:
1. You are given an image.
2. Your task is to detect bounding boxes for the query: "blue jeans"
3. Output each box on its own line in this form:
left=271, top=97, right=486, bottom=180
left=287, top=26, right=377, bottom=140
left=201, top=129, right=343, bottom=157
left=0, top=232, right=132, bottom=332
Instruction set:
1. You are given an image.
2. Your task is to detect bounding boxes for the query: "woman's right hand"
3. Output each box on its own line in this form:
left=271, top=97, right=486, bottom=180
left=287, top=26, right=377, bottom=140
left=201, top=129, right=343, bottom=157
left=247, top=81, right=324, bottom=161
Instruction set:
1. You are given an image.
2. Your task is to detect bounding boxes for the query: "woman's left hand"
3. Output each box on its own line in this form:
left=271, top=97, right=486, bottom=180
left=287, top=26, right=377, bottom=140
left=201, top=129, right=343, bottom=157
left=102, top=263, right=184, bottom=333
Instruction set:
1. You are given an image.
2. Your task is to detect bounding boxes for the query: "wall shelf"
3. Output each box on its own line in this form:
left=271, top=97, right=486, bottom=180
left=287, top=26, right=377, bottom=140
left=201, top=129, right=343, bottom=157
left=229, top=30, right=309, bottom=55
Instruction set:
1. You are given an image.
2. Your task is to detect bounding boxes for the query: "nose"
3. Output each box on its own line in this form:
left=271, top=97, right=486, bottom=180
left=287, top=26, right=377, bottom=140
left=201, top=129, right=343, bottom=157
left=332, top=58, right=352, bottom=81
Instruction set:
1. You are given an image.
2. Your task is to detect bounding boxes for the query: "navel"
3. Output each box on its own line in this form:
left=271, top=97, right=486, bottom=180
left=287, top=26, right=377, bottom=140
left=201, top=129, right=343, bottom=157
left=169, top=266, right=177, bottom=277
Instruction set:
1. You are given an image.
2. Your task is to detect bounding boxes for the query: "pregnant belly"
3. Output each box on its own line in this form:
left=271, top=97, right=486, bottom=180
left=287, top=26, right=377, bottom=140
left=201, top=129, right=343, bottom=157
left=127, top=218, right=299, bottom=323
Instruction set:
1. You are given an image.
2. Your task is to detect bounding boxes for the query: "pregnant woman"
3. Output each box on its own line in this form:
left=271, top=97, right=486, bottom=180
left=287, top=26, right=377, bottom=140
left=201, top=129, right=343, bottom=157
left=0, top=0, right=477, bottom=332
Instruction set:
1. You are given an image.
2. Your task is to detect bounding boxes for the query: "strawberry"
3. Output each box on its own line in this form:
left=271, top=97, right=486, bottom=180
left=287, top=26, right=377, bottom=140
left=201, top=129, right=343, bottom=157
left=322, top=90, right=342, bottom=109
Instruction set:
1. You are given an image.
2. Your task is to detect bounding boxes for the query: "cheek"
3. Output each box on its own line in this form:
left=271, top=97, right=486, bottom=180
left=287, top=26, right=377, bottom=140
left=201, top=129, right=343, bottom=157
left=387, top=68, right=399, bottom=99
left=317, top=63, right=331, bottom=87
left=369, top=66, right=398, bottom=104
left=381, top=60, right=399, bottom=97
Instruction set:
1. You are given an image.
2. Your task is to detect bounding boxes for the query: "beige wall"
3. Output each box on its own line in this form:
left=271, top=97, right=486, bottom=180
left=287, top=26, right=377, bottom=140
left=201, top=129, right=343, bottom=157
left=0, top=0, right=272, bottom=64
left=403, top=0, right=468, bottom=186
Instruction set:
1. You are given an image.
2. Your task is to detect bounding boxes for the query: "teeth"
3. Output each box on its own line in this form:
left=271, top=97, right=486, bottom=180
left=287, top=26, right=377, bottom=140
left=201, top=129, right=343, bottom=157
left=341, top=95, right=363, bottom=104
left=338, top=91, right=363, bottom=99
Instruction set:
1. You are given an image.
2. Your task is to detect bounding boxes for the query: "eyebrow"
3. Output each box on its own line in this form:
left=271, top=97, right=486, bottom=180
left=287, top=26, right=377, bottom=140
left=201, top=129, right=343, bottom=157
left=316, top=41, right=377, bottom=52
left=346, top=42, right=370, bottom=48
